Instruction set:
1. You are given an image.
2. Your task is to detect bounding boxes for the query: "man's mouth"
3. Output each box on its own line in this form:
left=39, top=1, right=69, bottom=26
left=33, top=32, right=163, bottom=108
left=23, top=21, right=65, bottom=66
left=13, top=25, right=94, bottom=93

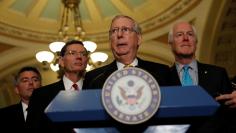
left=74, top=62, right=82, bottom=66
left=28, top=88, right=34, bottom=91
left=117, top=43, right=127, bottom=47
left=181, top=44, right=191, bottom=47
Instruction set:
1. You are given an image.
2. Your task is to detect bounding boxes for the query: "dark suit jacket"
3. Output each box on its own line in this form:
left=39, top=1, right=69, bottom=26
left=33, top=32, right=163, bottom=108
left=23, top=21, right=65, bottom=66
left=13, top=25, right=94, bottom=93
left=170, top=62, right=232, bottom=96
left=170, top=62, right=234, bottom=133
left=82, top=58, right=171, bottom=133
left=83, top=58, right=171, bottom=90
left=26, top=80, right=73, bottom=133
left=0, top=102, right=26, bottom=131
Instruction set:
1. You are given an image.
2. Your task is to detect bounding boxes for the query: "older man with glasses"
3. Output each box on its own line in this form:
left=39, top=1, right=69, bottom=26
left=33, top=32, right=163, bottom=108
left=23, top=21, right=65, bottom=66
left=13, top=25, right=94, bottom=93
left=83, top=15, right=171, bottom=89
left=83, top=15, right=172, bottom=133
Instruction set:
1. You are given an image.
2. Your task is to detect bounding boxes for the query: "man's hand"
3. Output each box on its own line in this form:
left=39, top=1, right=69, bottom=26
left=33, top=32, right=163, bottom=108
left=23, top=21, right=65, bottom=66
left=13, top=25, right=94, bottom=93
left=215, top=91, right=236, bottom=108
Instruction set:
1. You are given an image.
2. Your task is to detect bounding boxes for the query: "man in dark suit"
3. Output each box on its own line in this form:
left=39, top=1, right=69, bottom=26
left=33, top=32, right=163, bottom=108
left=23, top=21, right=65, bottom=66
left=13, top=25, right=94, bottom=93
left=83, top=15, right=171, bottom=133
left=167, top=21, right=235, bottom=133
left=83, top=15, right=170, bottom=89
left=26, top=40, right=89, bottom=132
left=0, top=66, right=42, bottom=131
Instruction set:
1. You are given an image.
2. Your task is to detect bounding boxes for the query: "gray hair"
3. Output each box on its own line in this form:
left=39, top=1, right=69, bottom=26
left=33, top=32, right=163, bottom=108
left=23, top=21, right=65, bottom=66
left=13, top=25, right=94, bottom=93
left=168, top=22, right=198, bottom=44
left=109, top=15, right=142, bottom=37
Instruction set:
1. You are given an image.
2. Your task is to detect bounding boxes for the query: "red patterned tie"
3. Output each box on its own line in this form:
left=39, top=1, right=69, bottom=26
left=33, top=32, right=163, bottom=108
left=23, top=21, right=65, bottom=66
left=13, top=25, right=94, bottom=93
left=72, top=84, right=79, bottom=91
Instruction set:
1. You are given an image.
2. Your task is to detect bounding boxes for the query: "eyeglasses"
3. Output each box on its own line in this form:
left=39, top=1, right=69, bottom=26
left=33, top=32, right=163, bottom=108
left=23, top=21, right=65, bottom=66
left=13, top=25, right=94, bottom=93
left=65, top=50, right=88, bottom=57
left=109, top=26, right=136, bottom=35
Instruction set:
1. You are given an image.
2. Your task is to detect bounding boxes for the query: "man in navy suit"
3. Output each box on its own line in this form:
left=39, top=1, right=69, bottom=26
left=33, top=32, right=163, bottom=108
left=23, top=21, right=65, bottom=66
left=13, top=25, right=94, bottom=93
left=168, top=21, right=235, bottom=133
left=83, top=15, right=171, bottom=89
left=83, top=15, right=171, bottom=133
left=0, top=66, right=42, bottom=131
left=26, top=40, right=89, bottom=132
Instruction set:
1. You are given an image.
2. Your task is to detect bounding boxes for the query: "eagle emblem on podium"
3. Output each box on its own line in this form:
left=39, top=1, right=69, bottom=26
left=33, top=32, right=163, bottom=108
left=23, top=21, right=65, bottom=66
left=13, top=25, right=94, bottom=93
left=102, top=67, right=161, bottom=125
left=119, top=85, right=144, bottom=105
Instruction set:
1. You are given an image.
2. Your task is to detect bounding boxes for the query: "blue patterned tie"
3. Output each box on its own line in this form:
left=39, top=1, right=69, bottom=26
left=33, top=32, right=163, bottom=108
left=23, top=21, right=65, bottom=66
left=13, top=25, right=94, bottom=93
left=182, top=65, right=193, bottom=86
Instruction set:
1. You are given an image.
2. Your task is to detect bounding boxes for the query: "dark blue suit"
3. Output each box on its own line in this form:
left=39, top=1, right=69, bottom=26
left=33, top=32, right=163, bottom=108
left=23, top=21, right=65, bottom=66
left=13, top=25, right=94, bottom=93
left=170, top=62, right=234, bottom=133
left=83, top=58, right=171, bottom=90
left=26, top=80, right=74, bottom=133
left=0, top=103, right=26, bottom=131
left=83, top=58, right=171, bottom=133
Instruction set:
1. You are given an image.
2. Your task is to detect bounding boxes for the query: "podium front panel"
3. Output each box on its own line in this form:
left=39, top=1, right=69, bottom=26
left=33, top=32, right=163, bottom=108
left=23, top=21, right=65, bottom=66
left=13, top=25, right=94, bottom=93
left=45, top=86, right=219, bottom=125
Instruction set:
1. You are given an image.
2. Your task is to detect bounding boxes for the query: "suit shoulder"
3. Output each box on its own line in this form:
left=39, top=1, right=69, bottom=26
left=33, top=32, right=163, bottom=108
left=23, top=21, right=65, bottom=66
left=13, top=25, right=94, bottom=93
left=198, top=62, right=226, bottom=71
left=0, top=103, right=20, bottom=113
left=32, top=80, right=62, bottom=95
left=85, top=63, right=112, bottom=76
left=143, top=60, right=169, bottom=68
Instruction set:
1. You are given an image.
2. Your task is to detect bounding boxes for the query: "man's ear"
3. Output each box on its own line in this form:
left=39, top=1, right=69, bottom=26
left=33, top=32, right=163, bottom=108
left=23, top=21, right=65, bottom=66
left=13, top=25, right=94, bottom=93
left=58, top=57, right=64, bottom=68
left=137, top=34, right=142, bottom=46
left=14, top=87, right=19, bottom=94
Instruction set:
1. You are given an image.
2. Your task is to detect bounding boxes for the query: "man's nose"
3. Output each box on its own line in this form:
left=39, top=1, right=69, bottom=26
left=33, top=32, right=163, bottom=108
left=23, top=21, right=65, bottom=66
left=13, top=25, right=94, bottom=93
left=75, top=54, right=82, bottom=60
left=28, top=79, right=34, bottom=84
left=117, top=29, right=124, bottom=37
left=183, top=34, right=189, bottom=41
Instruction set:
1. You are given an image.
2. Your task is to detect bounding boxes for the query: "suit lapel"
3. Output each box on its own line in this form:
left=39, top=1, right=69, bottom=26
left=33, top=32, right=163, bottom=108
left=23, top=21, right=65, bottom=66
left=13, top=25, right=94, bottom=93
left=57, top=79, right=66, bottom=90
left=16, top=103, right=27, bottom=124
left=197, top=62, right=208, bottom=87
left=103, top=60, right=117, bottom=77
left=136, top=58, right=144, bottom=68
left=95, top=61, right=117, bottom=89
left=170, top=64, right=182, bottom=85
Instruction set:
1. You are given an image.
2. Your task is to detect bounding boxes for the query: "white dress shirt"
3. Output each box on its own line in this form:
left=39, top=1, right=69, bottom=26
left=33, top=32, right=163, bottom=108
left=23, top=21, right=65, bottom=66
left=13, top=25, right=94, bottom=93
left=21, top=102, right=28, bottom=121
left=116, top=58, right=138, bottom=70
left=63, top=75, right=83, bottom=91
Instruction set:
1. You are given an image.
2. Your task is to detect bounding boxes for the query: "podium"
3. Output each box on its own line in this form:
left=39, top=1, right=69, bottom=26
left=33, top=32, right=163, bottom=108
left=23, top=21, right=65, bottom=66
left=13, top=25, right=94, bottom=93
left=45, top=86, right=219, bottom=128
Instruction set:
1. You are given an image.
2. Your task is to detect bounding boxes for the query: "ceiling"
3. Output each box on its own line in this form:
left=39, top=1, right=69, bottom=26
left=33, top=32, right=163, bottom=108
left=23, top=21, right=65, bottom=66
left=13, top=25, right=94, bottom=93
left=0, top=0, right=235, bottom=84
left=0, top=0, right=236, bottom=107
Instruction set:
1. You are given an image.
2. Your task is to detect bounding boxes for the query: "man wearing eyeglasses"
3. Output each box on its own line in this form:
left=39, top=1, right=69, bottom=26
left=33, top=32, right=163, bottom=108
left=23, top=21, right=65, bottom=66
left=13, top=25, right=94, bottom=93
left=26, top=40, right=89, bottom=132
left=0, top=66, right=42, bottom=131
left=83, top=15, right=170, bottom=89
left=83, top=15, right=171, bottom=132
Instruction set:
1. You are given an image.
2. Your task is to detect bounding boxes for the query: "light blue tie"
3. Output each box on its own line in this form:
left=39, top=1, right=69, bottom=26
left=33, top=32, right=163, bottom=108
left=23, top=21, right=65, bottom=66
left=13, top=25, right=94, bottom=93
left=182, top=65, right=193, bottom=86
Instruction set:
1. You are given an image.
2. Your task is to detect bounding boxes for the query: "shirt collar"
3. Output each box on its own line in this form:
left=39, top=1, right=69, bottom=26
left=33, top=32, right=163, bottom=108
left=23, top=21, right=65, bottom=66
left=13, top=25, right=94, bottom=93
left=116, top=58, right=138, bottom=70
left=21, top=102, right=28, bottom=112
left=63, top=75, right=83, bottom=91
left=176, top=59, right=197, bottom=72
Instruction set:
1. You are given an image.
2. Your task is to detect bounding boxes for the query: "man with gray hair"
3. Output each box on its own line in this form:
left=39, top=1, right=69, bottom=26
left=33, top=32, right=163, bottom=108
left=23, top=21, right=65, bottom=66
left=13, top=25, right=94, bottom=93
left=83, top=15, right=171, bottom=133
left=83, top=15, right=170, bottom=89
left=168, top=21, right=235, bottom=133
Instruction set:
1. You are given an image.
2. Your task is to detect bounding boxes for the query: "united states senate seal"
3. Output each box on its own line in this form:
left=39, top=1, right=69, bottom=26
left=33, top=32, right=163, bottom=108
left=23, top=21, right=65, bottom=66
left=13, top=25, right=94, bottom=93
left=102, top=67, right=161, bottom=125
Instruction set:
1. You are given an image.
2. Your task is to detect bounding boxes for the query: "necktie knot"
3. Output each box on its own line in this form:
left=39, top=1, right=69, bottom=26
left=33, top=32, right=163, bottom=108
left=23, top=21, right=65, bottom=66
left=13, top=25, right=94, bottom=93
left=183, top=65, right=190, bottom=71
left=72, top=84, right=79, bottom=90
left=182, top=65, right=193, bottom=86
left=123, top=64, right=134, bottom=68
